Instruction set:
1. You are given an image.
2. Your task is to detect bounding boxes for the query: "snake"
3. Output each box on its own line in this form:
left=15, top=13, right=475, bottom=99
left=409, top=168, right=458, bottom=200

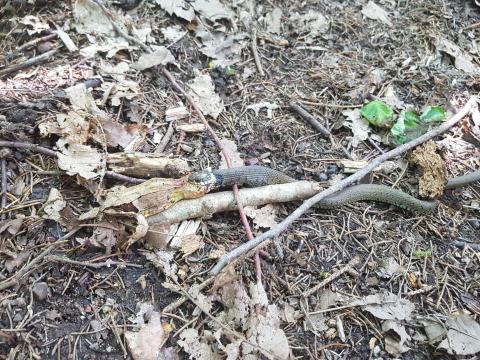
left=188, top=165, right=480, bottom=213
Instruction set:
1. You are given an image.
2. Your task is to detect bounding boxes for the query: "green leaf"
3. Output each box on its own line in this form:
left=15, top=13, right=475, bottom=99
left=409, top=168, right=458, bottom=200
left=360, top=100, right=393, bottom=126
left=413, top=250, right=431, bottom=258
left=403, top=111, right=420, bottom=127
left=420, top=106, right=446, bottom=123
left=225, top=66, right=236, bottom=76
left=390, top=117, right=406, bottom=145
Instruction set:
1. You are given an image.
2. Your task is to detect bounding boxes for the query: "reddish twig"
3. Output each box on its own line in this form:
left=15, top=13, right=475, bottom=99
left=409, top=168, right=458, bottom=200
left=161, top=68, right=261, bottom=282
left=211, top=96, right=478, bottom=275
left=1, top=158, right=6, bottom=220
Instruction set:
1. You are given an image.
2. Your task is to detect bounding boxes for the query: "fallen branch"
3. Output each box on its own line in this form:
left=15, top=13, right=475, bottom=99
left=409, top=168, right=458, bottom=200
left=211, top=96, right=478, bottom=275
left=147, top=181, right=321, bottom=225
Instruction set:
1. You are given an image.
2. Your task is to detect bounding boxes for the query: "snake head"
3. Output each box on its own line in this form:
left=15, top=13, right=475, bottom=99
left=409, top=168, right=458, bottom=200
left=188, top=168, right=217, bottom=191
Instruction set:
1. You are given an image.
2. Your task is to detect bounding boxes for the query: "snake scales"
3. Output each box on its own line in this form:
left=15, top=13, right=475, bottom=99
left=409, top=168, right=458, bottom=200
left=189, top=165, right=480, bottom=213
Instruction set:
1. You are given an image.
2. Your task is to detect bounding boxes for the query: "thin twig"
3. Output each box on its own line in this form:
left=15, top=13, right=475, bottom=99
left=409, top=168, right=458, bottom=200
left=289, top=101, right=330, bottom=138
left=1, top=157, right=7, bottom=220
left=154, top=122, right=174, bottom=154
left=0, top=141, right=57, bottom=157
left=303, top=257, right=361, bottom=297
left=13, top=32, right=57, bottom=54
left=46, top=255, right=142, bottom=268
left=250, top=28, right=265, bottom=77
left=0, top=49, right=58, bottom=78
left=211, top=96, right=478, bottom=275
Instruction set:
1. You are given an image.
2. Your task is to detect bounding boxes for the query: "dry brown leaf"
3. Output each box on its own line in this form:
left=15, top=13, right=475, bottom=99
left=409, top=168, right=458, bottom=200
left=356, top=292, right=415, bottom=321
left=57, top=144, right=103, bottom=180
left=39, top=111, right=90, bottom=147
left=178, top=328, right=221, bottom=359
left=244, top=204, right=278, bottom=229
left=361, top=1, right=392, bottom=26
left=219, top=139, right=243, bottom=169
left=41, top=188, right=66, bottom=222
left=125, top=311, right=167, bottom=360
left=187, top=72, right=224, bottom=119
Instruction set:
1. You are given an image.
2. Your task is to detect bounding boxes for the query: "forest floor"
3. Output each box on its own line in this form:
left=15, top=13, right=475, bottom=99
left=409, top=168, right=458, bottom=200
left=0, top=0, right=479, bottom=359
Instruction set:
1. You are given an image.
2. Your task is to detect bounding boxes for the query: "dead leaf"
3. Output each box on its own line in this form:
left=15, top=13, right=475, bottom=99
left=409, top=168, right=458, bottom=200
left=290, top=10, right=329, bottom=43
left=187, top=72, right=224, bottom=119
left=19, top=15, right=50, bottom=35
left=161, top=25, right=187, bottom=43
left=41, top=188, right=66, bottom=222
left=143, top=250, right=178, bottom=281
left=155, top=0, right=195, bottom=22
left=361, top=1, right=392, bottom=27
left=57, top=144, right=103, bottom=179
left=132, top=47, right=176, bottom=71
left=409, top=140, right=448, bottom=198
left=249, top=282, right=269, bottom=308
left=382, top=320, right=411, bottom=356
left=304, top=313, right=328, bottom=333
left=244, top=204, right=278, bottom=229
left=438, top=313, right=480, bottom=355
left=244, top=304, right=291, bottom=359
left=343, top=109, right=370, bottom=147
left=125, top=311, right=167, bottom=360
left=0, top=216, right=25, bottom=236
left=264, top=8, right=283, bottom=35
left=355, top=292, right=415, bottom=321
left=191, top=0, right=231, bottom=22
left=72, top=0, right=115, bottom=36
left=39, top=111, right=90, bottom=147
left=434, top=37, right=480, bottom=74
left=195, top=25, right=248, bottom=67
left=178, top=328, right=221, bottom=360
left=246, top=102, right=279, bottom=119
left=5, top=251, right=31, bottom=273
left=180, top=235, right=203, bottom=256
left=377, top=257, right=405, bottom=279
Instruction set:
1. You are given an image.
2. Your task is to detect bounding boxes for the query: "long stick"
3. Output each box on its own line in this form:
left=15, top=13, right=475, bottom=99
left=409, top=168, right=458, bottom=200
left=211, top=96, right=478, bottom=275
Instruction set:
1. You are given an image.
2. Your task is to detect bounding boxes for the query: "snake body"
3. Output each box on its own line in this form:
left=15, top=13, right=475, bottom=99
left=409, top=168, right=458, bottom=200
left=189, top=165, right=480, bottom=213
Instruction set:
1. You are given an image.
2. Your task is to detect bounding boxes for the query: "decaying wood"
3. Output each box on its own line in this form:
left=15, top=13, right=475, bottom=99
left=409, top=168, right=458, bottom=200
left=107, top=152, right=190, bottom=178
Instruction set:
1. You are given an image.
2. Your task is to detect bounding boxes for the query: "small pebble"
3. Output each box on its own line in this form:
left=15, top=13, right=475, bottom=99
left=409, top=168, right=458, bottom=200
left=32, top=282, right=49, bottom=301
left=326, top=164, right=338, bottom=174
left=37, top=41, right=54, bottom=54
left=313, top=172, right=328, bottom=181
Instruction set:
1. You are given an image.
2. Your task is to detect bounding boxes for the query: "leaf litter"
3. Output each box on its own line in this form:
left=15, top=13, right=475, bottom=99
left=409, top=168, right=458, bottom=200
left=1, top=0, right=480, bottom=359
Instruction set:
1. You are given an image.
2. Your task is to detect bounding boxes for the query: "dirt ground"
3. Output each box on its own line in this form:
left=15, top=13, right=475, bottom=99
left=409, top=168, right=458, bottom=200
left=0, top=0, right=480, bottom=359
